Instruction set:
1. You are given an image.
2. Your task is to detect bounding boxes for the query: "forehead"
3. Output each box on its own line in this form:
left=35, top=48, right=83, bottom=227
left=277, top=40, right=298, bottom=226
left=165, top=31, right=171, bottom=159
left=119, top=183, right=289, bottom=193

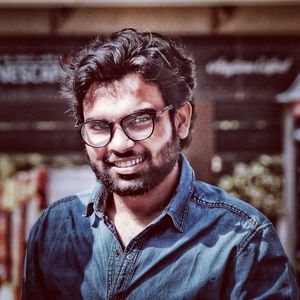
left=83, top=73, right=164, bottom=118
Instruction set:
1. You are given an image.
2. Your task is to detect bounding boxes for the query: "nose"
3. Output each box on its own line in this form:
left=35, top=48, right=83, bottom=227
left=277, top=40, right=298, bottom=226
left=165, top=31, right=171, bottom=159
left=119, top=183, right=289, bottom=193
left=107, top=126, right=135, bottom=153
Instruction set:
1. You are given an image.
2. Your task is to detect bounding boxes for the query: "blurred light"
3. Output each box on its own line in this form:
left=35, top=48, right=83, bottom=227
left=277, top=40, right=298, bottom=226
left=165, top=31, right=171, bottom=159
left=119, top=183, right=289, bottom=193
left=211, top=155, right=222, bottom=173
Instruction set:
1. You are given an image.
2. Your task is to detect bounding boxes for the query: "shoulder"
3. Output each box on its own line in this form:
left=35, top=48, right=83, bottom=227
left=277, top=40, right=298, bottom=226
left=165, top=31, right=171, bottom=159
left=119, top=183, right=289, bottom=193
left=30, top=188, right=93, bottom=237
left=191, top=180, right=271, bottom=229
left=188, top=180, right=285, bottom=262
left=45, top=189, right=91, bottom=217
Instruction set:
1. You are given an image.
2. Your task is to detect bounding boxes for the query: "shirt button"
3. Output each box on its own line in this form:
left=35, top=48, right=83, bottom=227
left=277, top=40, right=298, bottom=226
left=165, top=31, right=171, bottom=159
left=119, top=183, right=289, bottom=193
left=126, top=253, right=134, bottom=261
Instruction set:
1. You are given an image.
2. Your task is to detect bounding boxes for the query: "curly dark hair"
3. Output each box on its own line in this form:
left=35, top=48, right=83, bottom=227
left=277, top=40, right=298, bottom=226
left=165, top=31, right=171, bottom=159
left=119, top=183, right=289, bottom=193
left=60, top=28, right=197, bottom=149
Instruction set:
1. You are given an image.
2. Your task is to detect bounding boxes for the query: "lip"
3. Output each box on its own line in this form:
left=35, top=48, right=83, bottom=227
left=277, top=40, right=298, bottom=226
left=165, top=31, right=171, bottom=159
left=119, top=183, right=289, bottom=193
left=109, top=156, right=145, bottom=175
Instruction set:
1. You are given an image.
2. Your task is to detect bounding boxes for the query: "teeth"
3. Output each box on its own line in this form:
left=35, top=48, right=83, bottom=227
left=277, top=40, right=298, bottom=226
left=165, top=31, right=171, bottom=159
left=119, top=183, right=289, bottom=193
left=115, top=158, right=143, bottom=168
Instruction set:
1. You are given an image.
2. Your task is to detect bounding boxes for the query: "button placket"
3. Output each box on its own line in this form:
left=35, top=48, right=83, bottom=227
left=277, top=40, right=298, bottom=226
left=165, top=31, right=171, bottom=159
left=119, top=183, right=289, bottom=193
left=109, top=246, right=140, bottom=299
left=108, top=230, right=148, bottom=299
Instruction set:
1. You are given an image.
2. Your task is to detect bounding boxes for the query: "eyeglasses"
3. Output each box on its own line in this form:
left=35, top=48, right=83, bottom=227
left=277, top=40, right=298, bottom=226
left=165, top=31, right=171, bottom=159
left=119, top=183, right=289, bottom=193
left=75, top=104, right=173, bottom=148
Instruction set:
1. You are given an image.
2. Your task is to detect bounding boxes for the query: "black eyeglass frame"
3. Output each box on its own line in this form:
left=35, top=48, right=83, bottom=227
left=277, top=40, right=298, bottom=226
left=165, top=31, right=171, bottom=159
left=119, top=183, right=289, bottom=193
left=75, top=104, right=174, bottom=148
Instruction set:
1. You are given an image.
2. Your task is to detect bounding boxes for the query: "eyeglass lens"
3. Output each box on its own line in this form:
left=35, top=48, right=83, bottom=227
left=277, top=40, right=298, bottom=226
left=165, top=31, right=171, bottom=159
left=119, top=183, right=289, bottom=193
left=82, top=121, right=111, bottom=147
left=122, top=113, right=154, bottom=140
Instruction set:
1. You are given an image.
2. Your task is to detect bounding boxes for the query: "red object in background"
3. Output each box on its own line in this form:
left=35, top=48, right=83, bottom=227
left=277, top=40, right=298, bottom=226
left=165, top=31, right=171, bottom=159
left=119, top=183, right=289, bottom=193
left=292, top=102, right=300, bottom=119
left=0, top=211, right=9, bottom=283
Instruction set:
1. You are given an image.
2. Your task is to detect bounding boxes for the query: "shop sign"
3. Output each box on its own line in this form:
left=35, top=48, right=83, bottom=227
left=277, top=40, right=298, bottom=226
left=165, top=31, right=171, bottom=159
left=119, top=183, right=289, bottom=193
left=0, top=54, right=60, bottom=85
left=205, top=56, right=293, bottom=78
left=186, top=36, right=300, bottom=102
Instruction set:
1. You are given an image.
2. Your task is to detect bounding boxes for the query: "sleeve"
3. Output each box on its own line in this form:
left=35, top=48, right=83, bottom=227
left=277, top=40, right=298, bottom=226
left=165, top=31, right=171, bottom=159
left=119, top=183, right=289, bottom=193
left=223, top=223, right=299, bottom=299
left=21, top=213, right=49, bottom=300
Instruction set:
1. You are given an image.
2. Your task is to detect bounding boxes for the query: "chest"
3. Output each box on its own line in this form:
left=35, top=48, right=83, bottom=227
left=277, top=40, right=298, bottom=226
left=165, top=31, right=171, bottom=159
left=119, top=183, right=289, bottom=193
left=40, top=215, right=240, bottom=300
left=53, top=221, right=234, bottom=299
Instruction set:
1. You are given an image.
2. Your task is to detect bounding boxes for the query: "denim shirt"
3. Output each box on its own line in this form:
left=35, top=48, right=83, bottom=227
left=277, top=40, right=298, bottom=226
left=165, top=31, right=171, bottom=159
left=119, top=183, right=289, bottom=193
left=22, top=155, right=298, bottom=300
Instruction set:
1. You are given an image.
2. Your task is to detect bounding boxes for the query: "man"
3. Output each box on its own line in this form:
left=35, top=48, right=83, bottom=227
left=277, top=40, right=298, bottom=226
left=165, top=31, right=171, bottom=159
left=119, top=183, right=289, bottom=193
left=22, top=28, right=298, bottom=299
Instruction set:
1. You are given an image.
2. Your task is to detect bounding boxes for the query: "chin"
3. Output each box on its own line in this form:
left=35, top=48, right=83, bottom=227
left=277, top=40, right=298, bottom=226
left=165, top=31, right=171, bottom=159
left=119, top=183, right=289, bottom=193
left=105, top=176, right=153, bottom=197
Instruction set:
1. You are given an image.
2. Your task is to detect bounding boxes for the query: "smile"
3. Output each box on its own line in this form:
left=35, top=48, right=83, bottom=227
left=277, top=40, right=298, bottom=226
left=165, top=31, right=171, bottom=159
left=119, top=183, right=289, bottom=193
left=114, top=157, right=143, bottom=168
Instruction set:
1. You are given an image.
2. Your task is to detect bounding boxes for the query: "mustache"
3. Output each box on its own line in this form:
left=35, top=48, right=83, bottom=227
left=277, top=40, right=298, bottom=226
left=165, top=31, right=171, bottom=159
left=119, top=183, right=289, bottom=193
left=105, top=149, right=150, bottom=163
left=107, top=150, right=136, bottom=160
left=84, top=149, right=145, bottom=163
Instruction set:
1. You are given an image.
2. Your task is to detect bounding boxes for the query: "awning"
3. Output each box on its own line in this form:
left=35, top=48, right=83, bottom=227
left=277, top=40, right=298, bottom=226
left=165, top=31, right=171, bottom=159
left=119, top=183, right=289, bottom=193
left=0, top=0, right=300, bottom=8
left=276, top=73, right=300, bottom=103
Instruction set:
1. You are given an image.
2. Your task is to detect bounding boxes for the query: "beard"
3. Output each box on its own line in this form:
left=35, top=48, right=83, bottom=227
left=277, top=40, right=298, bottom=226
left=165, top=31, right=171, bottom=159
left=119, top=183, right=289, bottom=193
left=87, top=131, right=181, bottom=197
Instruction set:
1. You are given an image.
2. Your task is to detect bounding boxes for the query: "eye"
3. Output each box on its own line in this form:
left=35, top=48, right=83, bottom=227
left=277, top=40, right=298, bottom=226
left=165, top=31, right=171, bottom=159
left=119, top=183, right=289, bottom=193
left=86, top=121, right=109, bottom=132
left=126, top=113, right=153, bottom=128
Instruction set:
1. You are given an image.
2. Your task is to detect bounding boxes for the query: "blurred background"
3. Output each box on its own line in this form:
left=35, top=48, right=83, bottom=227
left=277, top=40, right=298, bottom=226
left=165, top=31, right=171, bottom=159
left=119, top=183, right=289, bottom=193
left=0, top=0, right=299, bottom=298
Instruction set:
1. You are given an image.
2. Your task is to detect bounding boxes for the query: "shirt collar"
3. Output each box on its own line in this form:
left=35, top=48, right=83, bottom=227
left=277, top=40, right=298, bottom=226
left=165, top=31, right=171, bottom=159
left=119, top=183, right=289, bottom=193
left=163, top=154, right=195, bottom=232
left=83, top=154, right=195, bottom=232
left=83, top=181, right=106, bottom=218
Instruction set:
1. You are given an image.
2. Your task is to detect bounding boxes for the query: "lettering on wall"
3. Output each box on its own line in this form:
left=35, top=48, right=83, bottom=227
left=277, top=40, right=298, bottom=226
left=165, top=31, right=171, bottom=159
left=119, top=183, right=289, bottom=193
left=0, top=54, right=61, bottom=84
left=205, top=56, right=294, bottom=78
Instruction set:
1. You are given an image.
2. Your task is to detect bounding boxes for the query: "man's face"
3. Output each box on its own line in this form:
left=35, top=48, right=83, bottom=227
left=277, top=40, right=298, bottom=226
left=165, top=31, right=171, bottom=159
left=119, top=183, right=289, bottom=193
left=83, top=73, right=181, bottom=196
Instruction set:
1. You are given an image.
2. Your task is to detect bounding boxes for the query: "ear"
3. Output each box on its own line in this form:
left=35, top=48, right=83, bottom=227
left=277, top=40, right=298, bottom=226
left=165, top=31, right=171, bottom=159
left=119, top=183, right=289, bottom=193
left=174, top=102, right=192, bottom=140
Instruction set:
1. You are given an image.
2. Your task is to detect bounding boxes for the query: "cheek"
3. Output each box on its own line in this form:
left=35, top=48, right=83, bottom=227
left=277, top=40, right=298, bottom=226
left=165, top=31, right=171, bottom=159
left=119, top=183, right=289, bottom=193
left=147, top=121, right=174, bottom=152
left=86, top=146, right=105, bottom=161
left=157, top=119, right=174, bottom=139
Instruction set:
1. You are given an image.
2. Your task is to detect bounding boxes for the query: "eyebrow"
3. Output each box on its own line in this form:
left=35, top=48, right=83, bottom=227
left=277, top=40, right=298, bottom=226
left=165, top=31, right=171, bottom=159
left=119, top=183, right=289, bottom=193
left=84, top=107, right=156, bottom=123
